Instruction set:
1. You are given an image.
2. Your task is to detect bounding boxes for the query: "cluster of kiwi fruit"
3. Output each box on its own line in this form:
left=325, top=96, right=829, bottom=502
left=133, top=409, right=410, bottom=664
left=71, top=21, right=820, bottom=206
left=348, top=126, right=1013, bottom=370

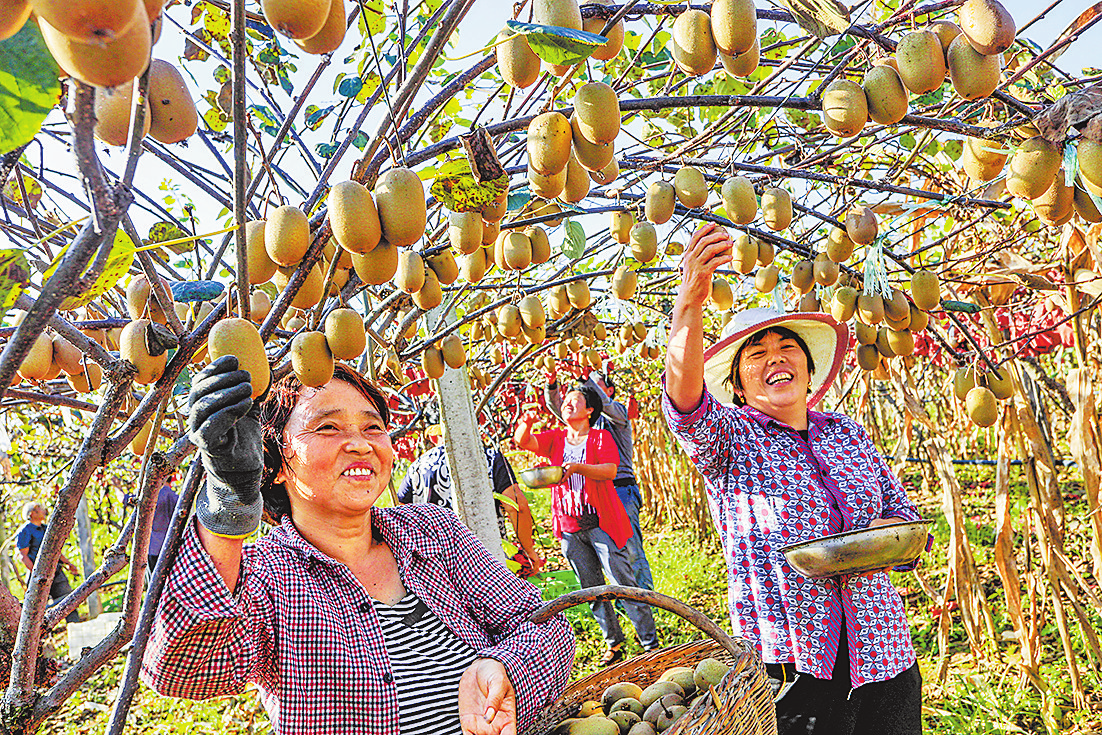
left=822, top=0, right=1015, bottom=139
left=10, top=311, right=105, bottom=395
left=671, top=0, right=759, bottom=79
left=953, top=363, right=1014, bottom=427
left=551, top=657, right=732, bottom=735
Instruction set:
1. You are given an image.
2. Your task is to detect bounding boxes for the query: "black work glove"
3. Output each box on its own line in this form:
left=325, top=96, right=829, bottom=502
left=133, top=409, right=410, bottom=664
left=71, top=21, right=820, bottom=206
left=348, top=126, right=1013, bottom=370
left=188, top=355, right=264, bottom=538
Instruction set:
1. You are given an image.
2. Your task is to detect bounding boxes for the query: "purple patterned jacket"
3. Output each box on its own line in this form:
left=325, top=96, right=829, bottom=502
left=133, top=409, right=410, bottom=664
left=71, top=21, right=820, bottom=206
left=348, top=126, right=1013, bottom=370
left=141, top=503, right=574, bottom=733
left=664, top=388, right=927, bottom=688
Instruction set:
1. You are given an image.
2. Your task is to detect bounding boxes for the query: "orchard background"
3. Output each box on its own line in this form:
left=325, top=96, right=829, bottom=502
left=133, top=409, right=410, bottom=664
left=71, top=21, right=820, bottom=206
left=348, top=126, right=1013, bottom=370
left=0, top=0, right=1101, bottom=732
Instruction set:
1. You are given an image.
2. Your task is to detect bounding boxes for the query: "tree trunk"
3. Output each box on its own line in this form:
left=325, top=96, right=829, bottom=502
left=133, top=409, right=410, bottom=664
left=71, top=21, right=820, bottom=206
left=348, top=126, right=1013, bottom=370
left=74, top=497, right=101, bottom=619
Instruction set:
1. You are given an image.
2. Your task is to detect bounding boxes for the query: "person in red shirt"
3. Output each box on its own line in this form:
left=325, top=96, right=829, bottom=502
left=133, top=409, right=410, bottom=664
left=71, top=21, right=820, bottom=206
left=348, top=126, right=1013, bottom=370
left=515, top=384, right=658, bottom=666
left=143, top=360, right=573, bottom=735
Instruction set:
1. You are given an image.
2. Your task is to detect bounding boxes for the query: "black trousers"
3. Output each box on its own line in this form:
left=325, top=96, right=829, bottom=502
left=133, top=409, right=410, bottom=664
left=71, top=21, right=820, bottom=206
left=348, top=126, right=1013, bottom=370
left=766, top=614, right=923, bottom=735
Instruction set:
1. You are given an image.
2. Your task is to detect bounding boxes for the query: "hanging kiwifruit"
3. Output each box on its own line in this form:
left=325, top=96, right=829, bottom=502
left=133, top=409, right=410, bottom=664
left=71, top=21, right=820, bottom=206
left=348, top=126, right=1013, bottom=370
left=895, top=30, right=946, bottom=95
left=572, top=114, right=615, bottom=172
left=426, top=248, right=460, bottom=285
left=1005, top=136, right=1061, bottom=200
left=646, top=181, right=676, bottom=225
left=612, top=266, right=638, bottom=299
left=291, top=332, right=334, bottom=388
left=798, top=292, right=820, bottom=313
left=527, top=111, right=572, bottom=176
left=946, top=35, right=1001, bottom=101
left=324, top=308, right=367, bottom=360
left=909, top=269, right=941, bottom=311
left=856, top=344, right=880, bottom=370
left=953, top=366, right=976, bottom=400
left=395, top=251, right=426, bottom=294
left=985, top=366, right=1014, bottom=400
left=958, top=0, right=1016, bottom=55
left=93, top=80, right=151, bottom=146
left=581, top=0, right=624, bottom=61
left=791, top=260, right=815, bottom=294
left=574, top=82, right=620, bottom=145
left=732, top=233, right=758, bottom=274
left=961, top=133, right=1008, bottom=182
left=207, top=317, right=270, bottom=397
left=909, top=303, right=929, bottom=331
left=722, top=176, right=757, bottom=224
left=883, top=288, right=910, bottom=321
left=502, top=231, right=534, bottom=271
left=375, top=167, right=427, bottom=247
left=710, top=277, right=733, bottom=310
left=821, top=79, right=868, bottom=138
left=351, top=239, right=398, bottom=285
left=671, top=9, right=717, bottom=76
left=1073, top=182, right=1102, bottom=223
left=857, top=293, right=884, bottom=324
left=813, top=252, right=839, bottom=286
left=966, top=385, right=998, bottom=426
left=710, top=0, right=756, bottom=56
left=862, top=65, right=908, bottom=126
left=719, top=36, right=759, bottom=77
left=590, top=157, right=620, bottom=186
left=518, top=295, right=546, bottom=329
left=755, top=264, right=780, bottom=292
left=854, top=320, right=877, bottom=345
left=760, top=187, right=792, bottom=231
left=831, top=286, right=858, bottom=322
left=886, top=328, right=914, bottom=356
left=566, top=279, right=592, bottom=309
left=496, top=27, right=540, bottom=89
left=17, top=332, right=54, bottom=381
left=630, top=223, right=658, bottom=262
left=547, top=284, right=571, bottom=317
left=296, top=0, right=346, bottom=54
left=265, top=204, right=310, bottom=266
left=440, top=334, right=466, bottom=368
left=497, top=305, right=522, bottom=338
left=422, top=346, right=446, bottom=379
left=928, top=19, right=962, bottom=54
left=561, top=153, right=591, bottom=204
left=147, top=59, right=199, bottom=144
left=329, top=180, right=381, bottom=255
left=826, top=226, right=855, bottom=262
left=610, top=210, right=635, bottom=244
left=674, top=166, right=708, bottom=208
left=1031, top=171, right=1074, bottom=227
left=756, top=239, right=775, bottom=266
left=845, top=206, right=878, bottom=245
left=528, top=162, right=567, bottom=200
left=412, top=269, right=443, bottom=310
left=38, top=3, right=151, bottom=88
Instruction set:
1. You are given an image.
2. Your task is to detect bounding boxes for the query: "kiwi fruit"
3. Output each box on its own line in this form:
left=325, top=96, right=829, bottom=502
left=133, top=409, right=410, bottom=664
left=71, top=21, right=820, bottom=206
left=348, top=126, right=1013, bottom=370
left=527, top=226, right=552, bottom=264
left=966, top=386, right=998, bottom=426
left=561, top=153, right=591, bottom=204
left=857, top=343, right=880, bottom=370
left=320, top=308, right=364, bottom=361
left=17, top=332, right=54, bottom=381
left=296, top=0, right=346, bottom=54
left=813, top=252, right=839, bottom=286
left=760, top=187, right=792, bottom=231
left=1005, top=136, right=1061, bottom=200
left=126, top=274, right=174, bottom=324
left=249, top=290, right=272, bottom=324
left=528, top=111, right=573, bottom=175
left=1073, top=182, right=1102, bottom=223
left=674, top=166, right=708, bottom=208
left=208, top=317, right=271, bottom=397
left=395, top=250, right=426, bottom=294
left=147, top=60, right=199, bottom=144
left=572, top=114, right=616, bottom=172
left=821, top=78, right=868, bottom=138
left=481, top=219, right=501, bottom=247
left=910, top=269, right=941, bottom=311
left=291, top=332, right=334, bottom=388
left=909, top=303, right=929, bottom=331
left=958, top=0, right=1015, bottom=55
left=946, top=35, right=1000, bottom=100
left=265, top=205, right=311, bottom=267
left=51, top=334, right=84, bottom=376
left=351, top=238, right=398, bottom=285
left=574, top=82, right=620, bottom=145
left=1079, top=138, right=1102, bottom=193
left=826, top=225, right=855, bottom=262
left=30, top=0, right=138, bottom=44
left=528, top=162, right=567, bottom=200
left=721, top=176, right=757, bottom=224
left=798, top=292, right=819, bottom=312
left=611, top=266, right=638, bottom=300
left=375, top=168, right=427, bottom=247
left=496, top=27, right=541, bottom=88
left=895, top=30, right=946, bottom=95
left=482, top=191, right=509, bottom=223
left=630, top=223, right=658, bottom=262
left=711, top=277, right=734, bottom=310
left=566, top=279, right=592, bottom=309
left=1032, top=171, right=1074, bottom=226
left=93, top=80, right=150, bottom=147
left=39, top=2, right=150, bottom=88
left=857, top=293, right=884, bottom=324
left=243, top=220, right=278, bottom=284
left=422, top=346, right=446, bottom=379
left=261, top=0, right=328, bottom=39
left=503, top=231, right=534, bottom=271
left=755, top=263, right=780, bottom=292
left=719, top=36, right=759, bottom=77
left=610, top=210, right=635, bottom=244
left=887, top=328, right=914, bottom=356
left=118, top=320, right=162, bottom=386
left=671, top=9, right=716, bottom=76
left=518, top=295, right=546, bottom=329
left=928, top=19, right=962, bottom=54
left=831, top=286, right=858, bottom=322
left=710, top=0, right=755, bottom=56
left=275, top=262, right=325, bottom=309
left=67, top=361, right=102, bottom=394
left=581, top=0, right=624, bottom=61
left=590, top=157, right=620, bottom=186
left=329, top=180, right=381, bottom=255
left=447, top=211, right=483, bottom=255
left=756, top=239, right=775, bottom=266
left=1, top=1, right=31, bottom=40
left=791, top=259, right=815, bottom=294
left=884, top=288, right=910, bottom=321
left=985, top=367, right=1014, bottom=400
left=645, top=180, right=676, bottom=224
left=962, top=134, right=1008, bottom=182
left=732, top=232, right=758, bottom=274
left=854, top=320, right=877, bottom=345
left=862, top=65, right=908, bottom=125
left=497, top=305, right=522, bottom=338
left=845, top=206, right=877, bottom=245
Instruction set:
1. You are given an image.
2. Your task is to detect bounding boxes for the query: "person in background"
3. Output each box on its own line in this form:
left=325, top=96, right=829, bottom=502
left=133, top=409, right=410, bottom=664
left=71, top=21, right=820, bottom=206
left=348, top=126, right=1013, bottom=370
left=545, top=367, right=653, bottom=590
left=398, top=422, right=545, bottom=577
left=148, top=478, right=180, bottom=571
left=515, top=384, right=659, bottom=666
left=16, top=501, right=81, bottom=624
left=663, top=222, right=929, bottom=735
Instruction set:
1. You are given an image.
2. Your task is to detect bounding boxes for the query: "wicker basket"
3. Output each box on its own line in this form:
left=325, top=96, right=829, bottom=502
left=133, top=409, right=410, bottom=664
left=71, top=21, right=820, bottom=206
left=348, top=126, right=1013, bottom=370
left=524, top=585, right=777, bottom=735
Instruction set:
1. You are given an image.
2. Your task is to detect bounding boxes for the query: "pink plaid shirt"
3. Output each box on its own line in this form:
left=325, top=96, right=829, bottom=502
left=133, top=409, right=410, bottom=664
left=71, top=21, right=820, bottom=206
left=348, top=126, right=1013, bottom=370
left=663, top=388, right=928, bottom=688
left=141, top=503, right=574, bottom=734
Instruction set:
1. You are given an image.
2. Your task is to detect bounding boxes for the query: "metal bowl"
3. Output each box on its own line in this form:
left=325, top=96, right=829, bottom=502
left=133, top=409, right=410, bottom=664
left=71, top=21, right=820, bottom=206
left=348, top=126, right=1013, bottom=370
left=779, top=520, right=933, bottom=579
left=518, top=465, right=565, bottom=489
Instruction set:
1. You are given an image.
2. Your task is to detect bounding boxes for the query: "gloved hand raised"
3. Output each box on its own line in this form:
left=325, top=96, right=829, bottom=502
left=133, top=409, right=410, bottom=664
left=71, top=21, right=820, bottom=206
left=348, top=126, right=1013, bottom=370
left=188, top=355, right=264, bottom=538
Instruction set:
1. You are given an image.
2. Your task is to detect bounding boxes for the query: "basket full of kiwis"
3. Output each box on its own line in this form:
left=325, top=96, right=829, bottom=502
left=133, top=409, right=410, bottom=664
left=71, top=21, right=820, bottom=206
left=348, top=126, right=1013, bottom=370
left=523, top=586, right=777, bottom=735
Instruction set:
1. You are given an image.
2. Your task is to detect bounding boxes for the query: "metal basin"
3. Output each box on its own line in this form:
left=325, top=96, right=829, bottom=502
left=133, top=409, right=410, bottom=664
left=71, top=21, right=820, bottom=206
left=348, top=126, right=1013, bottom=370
left=518, top=465, right=564, bottom=488
left=779, top=520, right=933, bottom=579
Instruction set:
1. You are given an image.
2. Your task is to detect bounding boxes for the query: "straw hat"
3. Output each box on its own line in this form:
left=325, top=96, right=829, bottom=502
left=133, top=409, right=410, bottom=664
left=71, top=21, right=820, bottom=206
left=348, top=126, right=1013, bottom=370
left=703, top=307, right=848, bottom=408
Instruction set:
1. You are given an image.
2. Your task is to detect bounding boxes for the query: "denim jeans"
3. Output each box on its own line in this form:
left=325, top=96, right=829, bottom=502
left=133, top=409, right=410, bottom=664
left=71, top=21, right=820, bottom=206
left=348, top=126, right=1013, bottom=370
left=560, top=525, right=659, bottom=649
left=614, top=483, right=654, bottom=591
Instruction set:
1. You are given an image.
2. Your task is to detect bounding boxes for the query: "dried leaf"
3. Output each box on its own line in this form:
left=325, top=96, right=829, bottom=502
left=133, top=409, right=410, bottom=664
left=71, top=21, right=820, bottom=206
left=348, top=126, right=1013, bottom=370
left=1033, top=83, right=1102, bottom=143
left=772, top=0, right=851, bottom=38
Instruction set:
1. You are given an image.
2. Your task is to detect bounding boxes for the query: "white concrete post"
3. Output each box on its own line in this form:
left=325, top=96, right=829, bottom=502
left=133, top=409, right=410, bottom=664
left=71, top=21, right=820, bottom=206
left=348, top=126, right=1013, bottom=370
left=430, top=306, right=502, bottom=560
left=75, top=495, right=102, bottom=618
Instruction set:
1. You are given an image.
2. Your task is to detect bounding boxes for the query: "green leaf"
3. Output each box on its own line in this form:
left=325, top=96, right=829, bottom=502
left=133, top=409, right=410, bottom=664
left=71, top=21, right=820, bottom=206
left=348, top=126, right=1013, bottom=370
left=504, top=20, right=606, bottom=67
left=0, top=23, right=61, bottom=155
left=562, top=220, right=585, bottom=259
left=43, top=228, right=136, bottom=311
left=0, top=249, right=31, bottom=313
left=429, top=158, right=510, bottom=212
left=338, top=76, right=363, bottom=98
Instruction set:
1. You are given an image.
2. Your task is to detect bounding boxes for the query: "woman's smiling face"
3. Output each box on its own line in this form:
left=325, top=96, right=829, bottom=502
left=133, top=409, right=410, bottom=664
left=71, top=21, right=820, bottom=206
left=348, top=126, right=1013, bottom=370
left=735, top=330, right=811, bottom=419
left=275, top=379, right=394, bottom=519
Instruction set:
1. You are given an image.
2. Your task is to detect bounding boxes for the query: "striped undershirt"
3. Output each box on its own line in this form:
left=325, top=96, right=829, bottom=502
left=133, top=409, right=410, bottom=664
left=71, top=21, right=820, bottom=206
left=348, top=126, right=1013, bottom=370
left=373, top=592, right=479, bottom=735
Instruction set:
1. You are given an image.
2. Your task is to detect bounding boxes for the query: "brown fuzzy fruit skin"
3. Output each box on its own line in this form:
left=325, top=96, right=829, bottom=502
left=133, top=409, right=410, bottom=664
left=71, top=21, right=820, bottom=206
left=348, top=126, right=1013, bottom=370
left=862, top=65, right=908, bottom=126
left=674, top=166, right=708, bottom=208
left=1074, top=182, right=1102, bottom=223
left=821, top=79, right=868, bottom=138
left=148, top=60, right=199, bottom=144
left=30, top=0, right=138, bottom=43
left=527, top=111, right=573, bottom=176
left=496, top=28, right=541, bottom=88
left=732, top=233, right=758, bottom=274
left=962, top=135, right=1008, bottom=182
left=120, top=319, right=166, bottom=385
left=574, top=82, right=620, bottom=146
left=265, top=205, right=311, bottom=266
left=291, top=332, right=334, bottom=388
left=845, top=206, right=878, bottom=246
left=710, top=0, right=756, bottom=56
left=966, top=386, right=999, bottom=427
left=1005, top=136, right=1061, bottom=201
left=38, top=2, right=150, bottom=88
left=0, top=0, right=32, bottom=41
left=895, top=30, right=946, bottom=95
left=910, top=270, right=941, bottom=311
left=826, top=226, right=855, bottom=262
left=261, top=0, right=328, bottom=39
left=374, top=168, right=427, bottom=248
left=958, top=0, right=1016, bottom=56
left=1032, top=171, right=1075, bottom=227
left=93, top=80, right=151, bottom=147
left=721, top=175, right=756, bottom=224
left=760, top=187, right=792, bottom=231
left=296, top=0, right=346, bottom=55
left=710, top=277, right=733, bottom=310
left=645, top=180, right=676, bottom=225
left=927, top=20, right=962, bottom=55
left=946, top=35, right=1000, bottom=101
left=582, top=1, right=624, bottom=61
left=672, top=9, right=717, bottom=76
left=1078, top=138, right=1102, bottom=193
left=329, top=181, right=381, bottom=255
left=630, top=222, right=658, bottom=263
left=719, top=36, right=759, bottom=77
left=612, top=265, right=638, bottom=299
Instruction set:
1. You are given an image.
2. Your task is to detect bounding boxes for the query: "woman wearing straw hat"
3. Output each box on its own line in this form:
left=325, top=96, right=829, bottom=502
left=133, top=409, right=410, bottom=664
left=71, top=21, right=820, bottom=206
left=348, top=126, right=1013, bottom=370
left=663, top=223, right=928, bottom=735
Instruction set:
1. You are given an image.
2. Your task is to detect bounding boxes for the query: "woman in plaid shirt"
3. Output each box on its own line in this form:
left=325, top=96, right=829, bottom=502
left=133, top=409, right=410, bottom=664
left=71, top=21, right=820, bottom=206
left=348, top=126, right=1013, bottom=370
left=142, top=360, right=574, bottom=734
left=664, top=223, right=928, bottom=735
